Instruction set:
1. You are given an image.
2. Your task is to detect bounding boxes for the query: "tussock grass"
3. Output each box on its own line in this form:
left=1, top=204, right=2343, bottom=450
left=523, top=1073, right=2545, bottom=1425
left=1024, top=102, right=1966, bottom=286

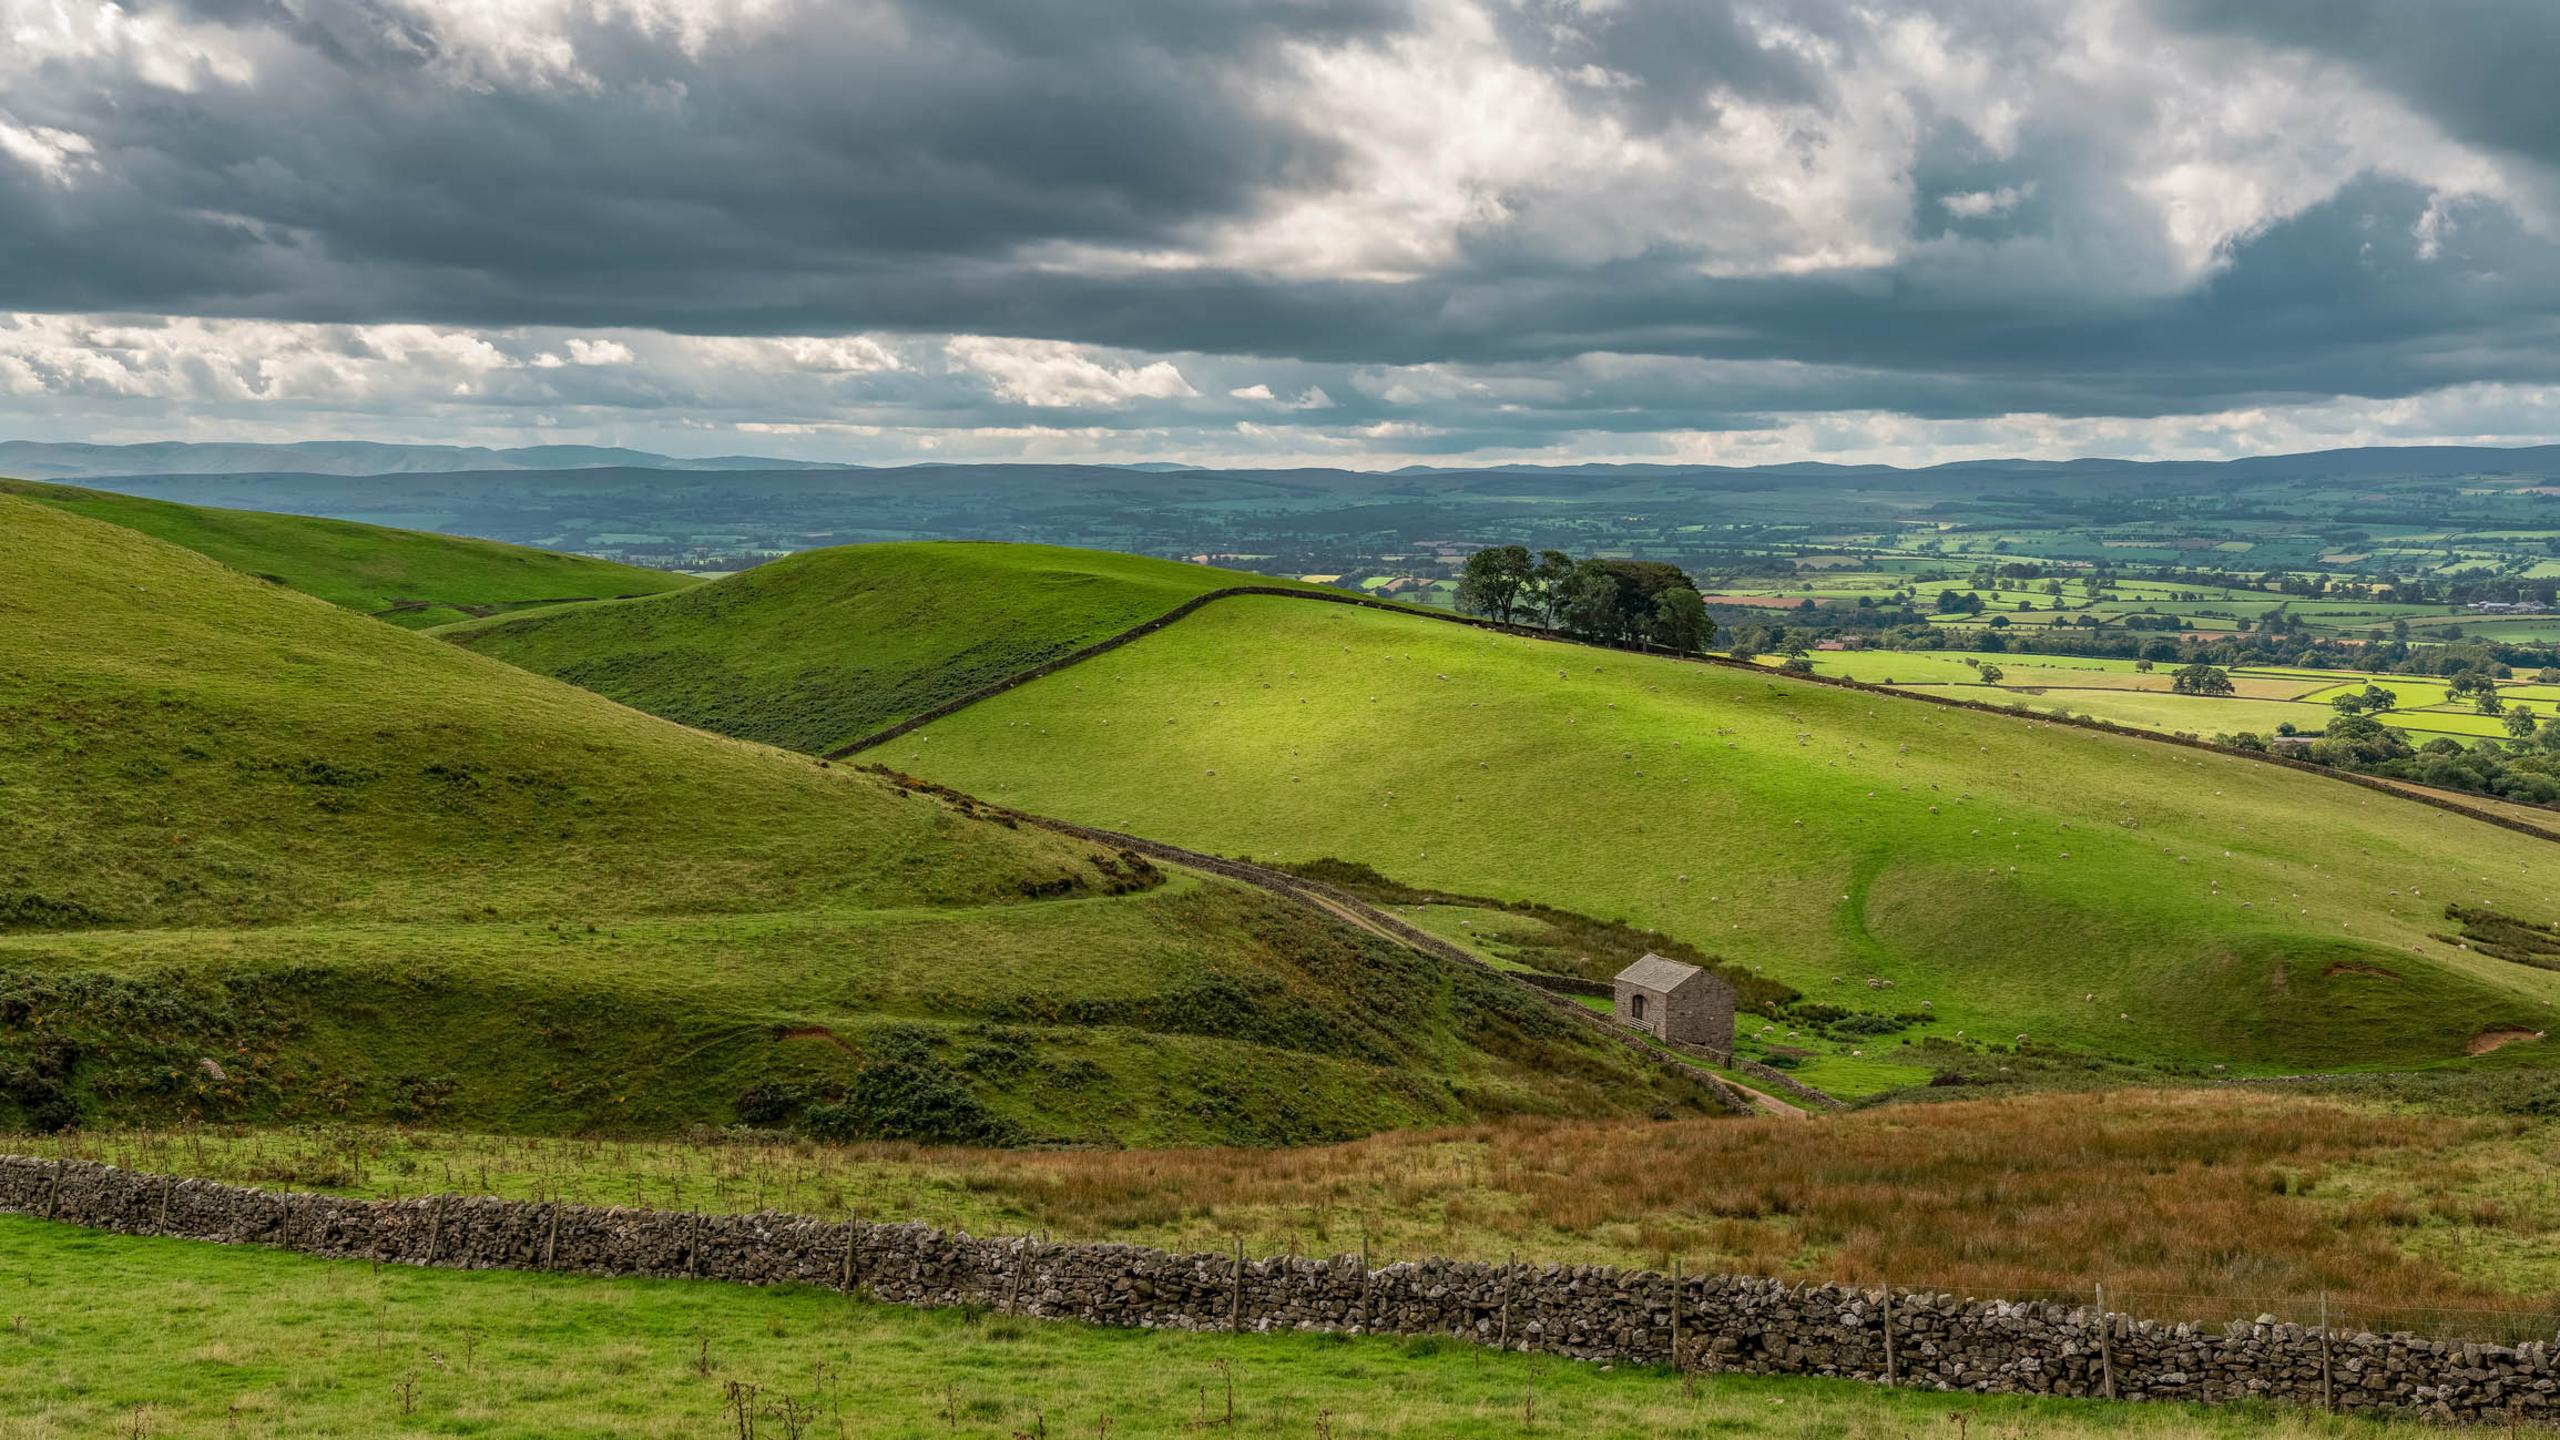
left=0, top=1216, right=2514, bottom=1439
left=25, top=1090, right=2558, bottom=1338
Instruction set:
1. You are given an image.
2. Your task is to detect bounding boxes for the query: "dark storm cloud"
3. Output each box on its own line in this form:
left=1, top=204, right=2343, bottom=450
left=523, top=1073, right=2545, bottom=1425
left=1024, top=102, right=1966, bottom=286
left=2154, top=0, right=2560, bottom=174
left=5, top=0, right=2560, bottom=453
left=0, top=0, right=1404, bottom=308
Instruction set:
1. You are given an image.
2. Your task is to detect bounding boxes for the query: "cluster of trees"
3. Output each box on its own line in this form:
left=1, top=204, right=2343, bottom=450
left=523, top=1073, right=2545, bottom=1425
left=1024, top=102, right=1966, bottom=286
left=1454, top=547, right=1714, bottom=653
left=2170, top=663, right=2236, bottom=696
left=2226, top=710, right=2560, bottom=806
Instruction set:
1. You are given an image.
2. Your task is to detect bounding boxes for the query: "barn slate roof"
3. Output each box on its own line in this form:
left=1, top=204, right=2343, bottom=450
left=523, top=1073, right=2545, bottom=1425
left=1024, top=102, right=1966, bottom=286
left=1614, top=953, right=1709, bottom=992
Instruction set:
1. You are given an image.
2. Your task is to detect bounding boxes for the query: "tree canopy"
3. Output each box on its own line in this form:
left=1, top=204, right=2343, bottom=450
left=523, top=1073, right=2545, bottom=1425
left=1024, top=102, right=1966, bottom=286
left=1453, top=547, right=1714, bottom=654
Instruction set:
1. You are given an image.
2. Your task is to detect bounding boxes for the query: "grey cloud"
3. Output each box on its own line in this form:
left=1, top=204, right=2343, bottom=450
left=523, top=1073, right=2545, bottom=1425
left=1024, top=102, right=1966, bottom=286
left=2153, top=0, right=2560, bottom=173
left=3, top=0, right=2560, bottom=454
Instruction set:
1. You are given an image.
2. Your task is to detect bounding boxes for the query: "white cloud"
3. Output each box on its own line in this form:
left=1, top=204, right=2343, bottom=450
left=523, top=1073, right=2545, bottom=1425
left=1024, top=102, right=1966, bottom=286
left=1941, top=184, right=2032, bottom=219
left=1229, top=383, right=1276, bottom=400
left=565, top=338, right=636, bottom=366
left=0, top=115, right=96, bottom=185
left=945, top=336, right=1197, bottom=408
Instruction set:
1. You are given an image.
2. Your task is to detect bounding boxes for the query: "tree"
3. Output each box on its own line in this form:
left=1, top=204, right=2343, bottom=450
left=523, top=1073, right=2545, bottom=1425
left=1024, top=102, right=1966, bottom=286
left=1454, top=545, right=1534, bottom=623
left=2362, top=685, right=2398, bottom=713
left=2476, top=687, right=2505, bottom=717
left=1648, top=585, right=1712, bottom=654
left=2171, top=663, right=2236, bottom=696
left=2506, top=703, right=2539, bottom=740
left=1552, top=556, right=1701, bottom=647
left=1559, top=564, right=1624, bottom=642
left=2134, top=659, right=2155, bottom=673
left=1975, top=663, right=2005, bottom=684
left=1779, top=654, right=1814, bottom=675
left=2331, top=691, right=2367, bottom=717
left=1529, top=550, right=1577, bottom=626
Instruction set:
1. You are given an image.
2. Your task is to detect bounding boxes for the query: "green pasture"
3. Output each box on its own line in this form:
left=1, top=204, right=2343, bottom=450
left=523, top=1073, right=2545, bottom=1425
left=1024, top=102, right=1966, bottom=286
left=441, top=541, right=1344, bottom=754
left=0, top=501, right=1691, bottom=1140
left=0, top=1219, right=2427, bottom=1440
left=1773, top=652, right=2549, bottom=746
left=890, top=595, right=2560, bottom=1084
left=1, top=477, right=691, bottom=628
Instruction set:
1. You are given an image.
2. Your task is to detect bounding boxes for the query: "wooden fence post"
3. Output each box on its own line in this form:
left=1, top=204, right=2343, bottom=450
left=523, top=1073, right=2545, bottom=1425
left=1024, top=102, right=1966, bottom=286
left=2320, top=1291, right=2334, bottom=1413
left=841, top=1225, right=858, bottom=1293
left=1005, top=1238, right=1027, bottom=1316
left=1881, top=1284, right=1897, bottom=1385
left=1230, top=1237, right=1245, bottom=1334
left=157, top=1174, right=172, bottom=1230
left=424, top=1198, right=443, bottom=1266
left=2096, top=1284, right=2116, bottom=1400
left=1357, top=1230, right=1371, bottom=1333
left=542, top=1207, right=560, bottom=1269
left=1669, top=1260, right=1683, bottom=1369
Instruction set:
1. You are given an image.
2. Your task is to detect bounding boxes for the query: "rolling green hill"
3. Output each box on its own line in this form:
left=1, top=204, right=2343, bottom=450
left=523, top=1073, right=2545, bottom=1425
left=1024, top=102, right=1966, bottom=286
left=0, top=500, right=1703, bottom=1141
left=864, top=587, right=2560, bottom=1093
left=438, top=542, right=1337, bottom=753
left=2, top=476, right=692, bottom=628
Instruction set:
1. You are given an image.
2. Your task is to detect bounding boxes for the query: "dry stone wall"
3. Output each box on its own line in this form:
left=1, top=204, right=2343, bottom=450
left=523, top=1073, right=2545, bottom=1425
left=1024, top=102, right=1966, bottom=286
left=6, top=1155, right=2553, bottom=1425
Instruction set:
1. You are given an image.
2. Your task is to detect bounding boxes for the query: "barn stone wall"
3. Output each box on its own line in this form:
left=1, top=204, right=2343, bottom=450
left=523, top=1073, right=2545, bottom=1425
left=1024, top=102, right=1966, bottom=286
left=4, top=1155, right=2552, bottom=1424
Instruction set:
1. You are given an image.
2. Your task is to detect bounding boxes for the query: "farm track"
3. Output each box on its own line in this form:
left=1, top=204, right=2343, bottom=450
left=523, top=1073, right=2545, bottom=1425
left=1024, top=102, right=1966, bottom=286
left=828, top=585, right=2560, bottom=1109
left=866, top=766, right=1790, bottom=1117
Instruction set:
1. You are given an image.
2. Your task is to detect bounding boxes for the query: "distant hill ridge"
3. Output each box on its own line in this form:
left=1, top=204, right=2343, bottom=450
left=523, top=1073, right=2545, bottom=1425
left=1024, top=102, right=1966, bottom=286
left=12, top=439, right=2560, bottom=485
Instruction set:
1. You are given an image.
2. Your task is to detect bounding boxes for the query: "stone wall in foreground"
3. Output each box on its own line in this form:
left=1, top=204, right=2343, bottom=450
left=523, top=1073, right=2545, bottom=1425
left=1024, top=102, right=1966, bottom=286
left=3, top=1155, right=2551, bottom=1425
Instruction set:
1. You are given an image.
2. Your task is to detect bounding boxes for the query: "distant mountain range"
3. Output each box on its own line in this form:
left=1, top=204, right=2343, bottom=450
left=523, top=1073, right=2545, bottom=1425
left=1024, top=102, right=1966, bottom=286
left=0, top=440, right=859, bottom=481
left=8, top=439, right=2560, bottom=486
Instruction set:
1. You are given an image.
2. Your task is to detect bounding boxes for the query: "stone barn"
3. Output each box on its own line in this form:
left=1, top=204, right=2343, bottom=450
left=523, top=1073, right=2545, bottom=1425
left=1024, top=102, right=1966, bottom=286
left=1612, top=954, right=1736, bottom=1051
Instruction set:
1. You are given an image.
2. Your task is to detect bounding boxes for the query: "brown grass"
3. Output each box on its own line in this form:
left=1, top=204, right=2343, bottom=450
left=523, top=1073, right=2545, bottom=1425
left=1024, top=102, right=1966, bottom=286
left=20, top=1088, right=2559, bottom=1340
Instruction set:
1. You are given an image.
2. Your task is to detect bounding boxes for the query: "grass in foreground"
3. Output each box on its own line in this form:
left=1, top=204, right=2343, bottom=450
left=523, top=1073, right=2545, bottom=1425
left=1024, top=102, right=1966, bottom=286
left=440, top=542, right=1341, bottom=753
left=890, top=595, right=2560, bottom=1088
left=0, top=477, right=691, bottom=628
left=21, top=1088, right=2560, bottom=1338
left=0, top=1217, right=2501, bottom=1440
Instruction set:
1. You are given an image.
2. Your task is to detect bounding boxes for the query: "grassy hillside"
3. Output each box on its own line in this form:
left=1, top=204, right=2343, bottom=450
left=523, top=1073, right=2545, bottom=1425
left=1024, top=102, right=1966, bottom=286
left=439, top=542, right=1337, bottom=753
left=0, top=500, right=1703, bottom=1141
left=1, top=476, right=691, bottom=628
left=887, top=595, right=2560, bottom=1092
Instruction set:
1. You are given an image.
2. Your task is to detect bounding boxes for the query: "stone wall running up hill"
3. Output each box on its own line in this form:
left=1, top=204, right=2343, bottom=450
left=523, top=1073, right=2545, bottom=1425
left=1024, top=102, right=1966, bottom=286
left=3, top=1155, right=2550, bottom=1425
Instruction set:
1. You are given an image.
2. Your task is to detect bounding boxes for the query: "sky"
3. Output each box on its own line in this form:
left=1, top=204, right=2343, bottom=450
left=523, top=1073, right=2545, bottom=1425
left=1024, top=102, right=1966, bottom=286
left=5, top=0, right=2560, bottom=469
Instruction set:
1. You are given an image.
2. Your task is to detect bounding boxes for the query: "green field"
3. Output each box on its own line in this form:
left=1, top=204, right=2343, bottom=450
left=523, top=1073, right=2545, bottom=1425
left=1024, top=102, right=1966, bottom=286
left=440, top=542, right=1343, bottom=754
left=880, top=589, right=2560, bottom=1090
left=1774, top=651, right=2553, bottom=748
left=1, top=477, right=692, bottom=628
left=1, top=1219, right=2428, bottom=1440
left=0, top=500, right=1702, bottom=1142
